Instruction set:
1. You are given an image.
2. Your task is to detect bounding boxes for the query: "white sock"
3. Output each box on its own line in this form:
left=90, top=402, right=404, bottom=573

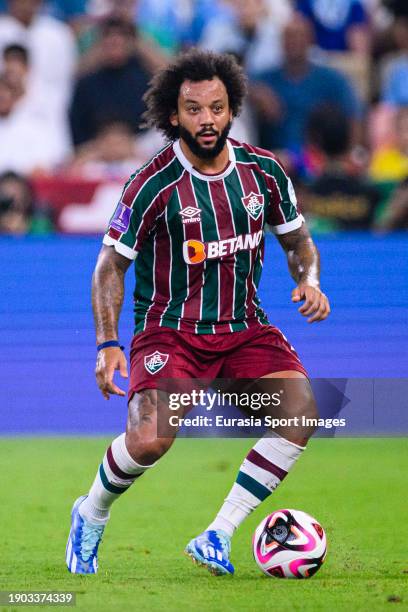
left=79, top=433, right=155, bottom=525
left=207, top=433, right=305, bottom=537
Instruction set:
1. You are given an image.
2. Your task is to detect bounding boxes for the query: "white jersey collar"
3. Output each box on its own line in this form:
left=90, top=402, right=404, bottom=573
left=173, top=138, right=236, bottom=181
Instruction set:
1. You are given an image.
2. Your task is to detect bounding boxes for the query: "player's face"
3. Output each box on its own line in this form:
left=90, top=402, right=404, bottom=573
left=171, top=78, right=233, bottom=160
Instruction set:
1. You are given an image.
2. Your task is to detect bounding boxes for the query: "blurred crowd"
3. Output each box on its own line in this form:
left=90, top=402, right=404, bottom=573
left=0, top=0, right=408, bottom=234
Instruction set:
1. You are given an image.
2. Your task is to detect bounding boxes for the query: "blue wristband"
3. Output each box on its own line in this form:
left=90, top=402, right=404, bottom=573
left=97, top=340, right=124, bottom=351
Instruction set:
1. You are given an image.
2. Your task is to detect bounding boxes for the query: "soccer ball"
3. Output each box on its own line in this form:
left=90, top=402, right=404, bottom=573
left=252, top=509, right=327, bottom=578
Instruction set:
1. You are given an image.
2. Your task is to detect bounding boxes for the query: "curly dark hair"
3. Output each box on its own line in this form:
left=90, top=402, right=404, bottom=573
left=142, top=49, right=247, bottom=141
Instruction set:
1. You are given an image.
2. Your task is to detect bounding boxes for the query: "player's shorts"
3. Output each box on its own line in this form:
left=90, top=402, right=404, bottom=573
left=129, top=325, right=307, bottom=396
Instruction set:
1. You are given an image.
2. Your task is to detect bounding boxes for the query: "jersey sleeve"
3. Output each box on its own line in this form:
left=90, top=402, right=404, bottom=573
left=262, top=156, right=304, bottom=235
left=103, top=170, right=160, bottom=260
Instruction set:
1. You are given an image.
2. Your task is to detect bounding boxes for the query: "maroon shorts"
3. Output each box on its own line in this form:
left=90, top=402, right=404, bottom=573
left=129, top=325, right=307, bottom=395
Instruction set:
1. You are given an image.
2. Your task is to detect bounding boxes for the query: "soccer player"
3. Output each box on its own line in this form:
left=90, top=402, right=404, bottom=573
left=66, top=49, right=330, bottom=576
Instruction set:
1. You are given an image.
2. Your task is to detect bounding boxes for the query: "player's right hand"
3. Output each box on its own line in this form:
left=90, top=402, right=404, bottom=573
left=95, top=347, right=128, bottom=400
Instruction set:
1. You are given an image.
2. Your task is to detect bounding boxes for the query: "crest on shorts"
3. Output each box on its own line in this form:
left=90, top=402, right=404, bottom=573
left=144, top=351, right=169, bottom=374
left=241, top=192, right=264, bottom=221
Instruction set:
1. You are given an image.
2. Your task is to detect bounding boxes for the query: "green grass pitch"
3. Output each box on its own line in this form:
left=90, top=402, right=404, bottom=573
left=0, top=438, right=407, bottom=611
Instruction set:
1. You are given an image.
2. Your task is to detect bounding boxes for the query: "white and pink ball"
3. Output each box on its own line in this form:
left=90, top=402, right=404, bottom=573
left=252, top=509, right=327, bottom=578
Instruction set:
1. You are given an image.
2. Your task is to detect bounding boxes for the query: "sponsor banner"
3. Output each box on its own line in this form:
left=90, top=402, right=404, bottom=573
left=183, top=230, right=263, bottom=264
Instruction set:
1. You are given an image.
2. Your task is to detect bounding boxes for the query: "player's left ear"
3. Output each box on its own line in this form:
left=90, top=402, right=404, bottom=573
left=170, top=111, right=179, bottom=127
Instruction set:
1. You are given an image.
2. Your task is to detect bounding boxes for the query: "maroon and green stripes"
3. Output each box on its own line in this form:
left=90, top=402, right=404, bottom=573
left=99, top=465, right=132, bottom=495
left=192, top=176, right=220, bottom=327
left=99, top=445, right=143, bottom=495
left=236, top=445, right=289, bottom=501
left=105, top=139, right=302, bottom=335
left=234, top=143, right=299, bottom=227
left=176, top=176, right=205, bottom=331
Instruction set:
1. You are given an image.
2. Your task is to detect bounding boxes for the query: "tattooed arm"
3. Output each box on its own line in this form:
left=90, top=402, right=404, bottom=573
left=92, top=245, right=133, bottom=399
left=277, top=224, right=330, bottom=323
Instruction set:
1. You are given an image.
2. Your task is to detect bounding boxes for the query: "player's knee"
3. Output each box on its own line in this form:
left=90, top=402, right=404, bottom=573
left=127, top=390, right=157, bottom=430
left=126, top=391, right=175, bottom=464
left=278, top=384, right=319, bottom=446
left=289, top=381, right=318, bottom=422
left=302, top=393, right=319, bottom=424
left=297, top=390, right=319, bottom=440
left=125, top=429, right=174, bottom=465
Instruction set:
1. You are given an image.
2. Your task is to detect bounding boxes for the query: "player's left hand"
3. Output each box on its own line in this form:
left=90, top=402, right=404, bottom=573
left=291, top=284, right=331, bottom=323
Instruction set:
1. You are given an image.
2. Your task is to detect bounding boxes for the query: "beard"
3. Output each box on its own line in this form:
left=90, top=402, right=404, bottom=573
left=178, top=121, right=232, bottom=160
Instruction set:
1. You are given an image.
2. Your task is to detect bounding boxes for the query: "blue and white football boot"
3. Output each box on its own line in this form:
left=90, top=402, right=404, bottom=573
left=66, top=495, right=105, bottom=574
left=185, top=530, right=234, bottom=575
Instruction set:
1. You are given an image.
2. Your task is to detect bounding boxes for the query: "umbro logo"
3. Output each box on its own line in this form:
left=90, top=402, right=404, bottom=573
left=179, top=206, right=201, bottom=224
left=241, top=192, right=264, bottom=221
left=144, top=351, right=169, bottom=374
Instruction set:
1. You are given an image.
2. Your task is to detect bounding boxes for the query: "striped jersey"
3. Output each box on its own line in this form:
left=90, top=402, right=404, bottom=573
left=103, top=138, right=304, bottom=335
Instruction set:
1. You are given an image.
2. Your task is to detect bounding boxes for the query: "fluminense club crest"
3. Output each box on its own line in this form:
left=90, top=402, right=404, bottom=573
left=241, top=192, right=264, bottom=221
left=144, top=351, right=169, bottom=374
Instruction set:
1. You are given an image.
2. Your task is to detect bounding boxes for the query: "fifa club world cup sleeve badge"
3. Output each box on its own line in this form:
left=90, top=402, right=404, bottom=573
left=110, top=202, right=133, bottom=233
left=144, top=351, right=169, bottom=374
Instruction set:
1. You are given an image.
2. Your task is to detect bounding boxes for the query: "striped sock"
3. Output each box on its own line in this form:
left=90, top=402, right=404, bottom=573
left=207, top=433, right=305, bottom=537
left=79, top=433, right=155, bottom=525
